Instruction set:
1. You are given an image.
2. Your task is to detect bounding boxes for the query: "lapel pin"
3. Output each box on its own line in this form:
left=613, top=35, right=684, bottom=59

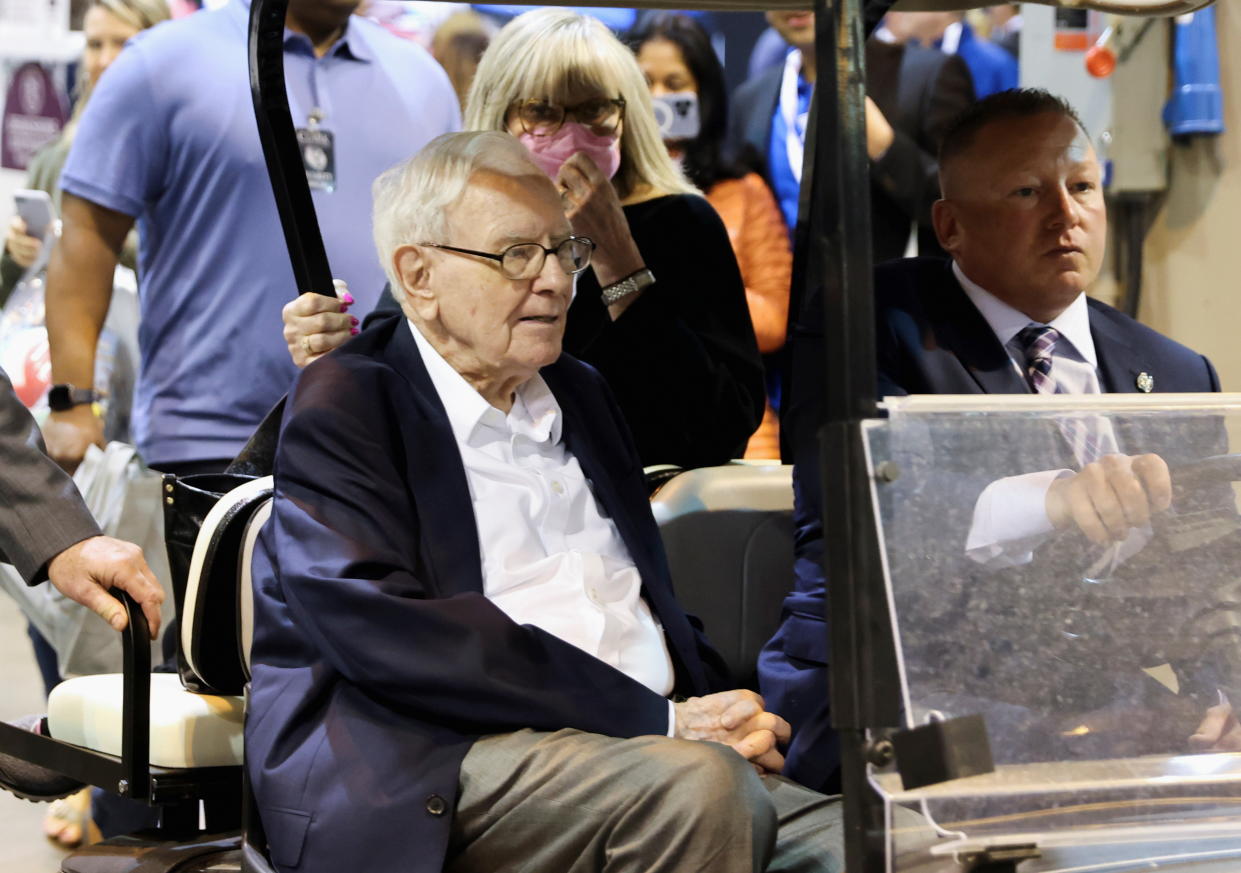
left=1136, top=372, right=1154, bottom=393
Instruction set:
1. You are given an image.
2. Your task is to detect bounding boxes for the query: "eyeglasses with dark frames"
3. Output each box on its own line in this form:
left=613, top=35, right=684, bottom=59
left=510, top=97, right=626, bottom=138
left=421, top=236, right=596, bottom=280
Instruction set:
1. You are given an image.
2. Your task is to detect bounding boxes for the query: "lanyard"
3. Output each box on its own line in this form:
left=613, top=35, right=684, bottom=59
left=283, top=36, right=336, bottom=128
left=780, top=50, right=810, bottom=182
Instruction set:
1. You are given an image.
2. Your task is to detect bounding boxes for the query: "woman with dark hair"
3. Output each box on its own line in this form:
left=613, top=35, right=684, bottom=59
left=632, top=13, right=791, bottom=459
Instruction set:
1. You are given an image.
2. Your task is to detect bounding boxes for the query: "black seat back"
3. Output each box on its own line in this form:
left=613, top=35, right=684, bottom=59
left=652, top=465, right=794, bottom=689
left=169, top=475, right=273, bottom=695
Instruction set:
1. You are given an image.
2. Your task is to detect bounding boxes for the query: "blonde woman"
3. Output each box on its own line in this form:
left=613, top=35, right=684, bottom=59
left=285, top=9, right=765, bottom=470
left=1, top=0, right=168, bottom=303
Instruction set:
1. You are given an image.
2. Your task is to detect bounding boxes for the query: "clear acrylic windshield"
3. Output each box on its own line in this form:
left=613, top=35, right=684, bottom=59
left=864, top=394, right=1241, bottom=871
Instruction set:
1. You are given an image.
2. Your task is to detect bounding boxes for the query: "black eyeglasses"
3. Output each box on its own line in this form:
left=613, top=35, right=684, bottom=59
left=421, top=236, right=596, bottom=280
left=510, top=97, right=626, bottom=138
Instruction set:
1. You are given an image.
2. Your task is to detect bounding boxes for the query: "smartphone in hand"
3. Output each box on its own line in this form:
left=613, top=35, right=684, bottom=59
left=14, top=189, right=55, bottom=239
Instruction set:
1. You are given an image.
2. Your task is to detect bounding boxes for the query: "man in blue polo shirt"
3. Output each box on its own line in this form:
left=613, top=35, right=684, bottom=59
left=43, top=0, right=459, bottom=475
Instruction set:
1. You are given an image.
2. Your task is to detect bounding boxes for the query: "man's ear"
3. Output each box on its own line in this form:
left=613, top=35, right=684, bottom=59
left=931, top=199, right=961, bottom=256
left=393, top=244, right=438, bottom=320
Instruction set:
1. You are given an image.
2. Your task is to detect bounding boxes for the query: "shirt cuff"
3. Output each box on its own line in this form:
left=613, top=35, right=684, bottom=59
left=666, top=699, right=677, bottom=738
left=965, top=469, right=1070, bottom=569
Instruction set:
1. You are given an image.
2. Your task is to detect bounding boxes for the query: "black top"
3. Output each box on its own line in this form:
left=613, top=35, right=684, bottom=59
left=365, top=193, right=765, bottom=469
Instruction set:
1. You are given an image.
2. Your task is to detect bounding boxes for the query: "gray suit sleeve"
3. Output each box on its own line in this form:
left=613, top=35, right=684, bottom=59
left=0, top=366, right=101, bottom=585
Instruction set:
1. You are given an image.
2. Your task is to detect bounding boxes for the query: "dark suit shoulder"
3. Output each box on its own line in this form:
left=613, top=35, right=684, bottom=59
left=542, top=351, right=610, bottom=396
left=731, top=65, right=783, bottom=116
left=363, top=285, right=402, bottom=328
left=874, top=257, right=955, bottom=315
left=286, top=316, right=412, bottom=424
left=727, top=66, right=783, bottom=168
left=899, top=41, right=954, bottom=83
left=900, top=43, right=972, bottom=96
left=1086, top=297, right=1191, bottom=353
left=1085, top=297, right=1217, bottom=384
left=898, top=47, right=974, bottom=146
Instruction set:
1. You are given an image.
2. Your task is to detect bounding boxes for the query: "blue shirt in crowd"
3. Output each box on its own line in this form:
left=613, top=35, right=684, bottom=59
left=767, top=68, right=812, bottom=237
left=61, top=0, right=459, bottom=466
left=943, top=22, right=1017, bottom=99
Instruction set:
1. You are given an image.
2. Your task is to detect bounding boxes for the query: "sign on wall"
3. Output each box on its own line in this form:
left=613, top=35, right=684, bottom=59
left=1, top=62, right=68, bottom=171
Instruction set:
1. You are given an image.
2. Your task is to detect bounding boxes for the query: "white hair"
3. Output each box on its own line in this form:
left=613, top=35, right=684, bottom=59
left=371, top=130, right=548, bottom=292
left=464, top=7, right=697, bottom=201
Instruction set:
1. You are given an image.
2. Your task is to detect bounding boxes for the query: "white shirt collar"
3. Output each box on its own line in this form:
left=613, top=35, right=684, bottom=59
left=408, top=320, right=562, bottom=447
left=953, top=261, right=1098, bottom=367
left=941, top=20, right=963, bottom=55
left=873, top=24, right=897, bottom=44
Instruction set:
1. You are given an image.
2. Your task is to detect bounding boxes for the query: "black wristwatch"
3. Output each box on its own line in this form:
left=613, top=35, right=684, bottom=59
left=47, top=384, right=101, bottom=412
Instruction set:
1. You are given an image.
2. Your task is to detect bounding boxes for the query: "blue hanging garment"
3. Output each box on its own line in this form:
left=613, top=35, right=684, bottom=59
left=1163, top=8, right=1225, bottom=137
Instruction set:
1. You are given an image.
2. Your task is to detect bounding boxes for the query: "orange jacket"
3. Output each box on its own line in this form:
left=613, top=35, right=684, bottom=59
left=706, top=172, right=792, bottom=355
left=706, top=173, right=792, bottom=459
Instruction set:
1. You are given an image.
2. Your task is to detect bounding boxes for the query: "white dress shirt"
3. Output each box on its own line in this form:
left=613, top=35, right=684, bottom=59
left=955, top=264, right=1129, bottom=568
left=409, top=323, right=677, bottom=728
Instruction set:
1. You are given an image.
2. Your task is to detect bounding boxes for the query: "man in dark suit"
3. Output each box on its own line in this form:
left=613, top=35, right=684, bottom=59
left=0, top=366, right=163, bottom=633
left=0, top=364, right=164, bottom=799
left=882, top=11, right=1018, bottom=99
left=246, top=131, right=842, bottom=873
left=759, top=89, right=1228, bottom=792
left=726, top=9, right=975, bottom=263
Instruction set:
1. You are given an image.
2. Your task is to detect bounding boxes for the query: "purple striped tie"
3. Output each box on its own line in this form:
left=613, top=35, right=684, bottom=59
left=1018, top=325, right=1058, bottom=395
left=1017, top=325, right=1104, bottom=466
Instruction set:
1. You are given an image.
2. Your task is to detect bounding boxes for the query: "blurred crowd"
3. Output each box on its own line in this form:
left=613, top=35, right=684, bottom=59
left=4, top=2, right=1025, bottom=466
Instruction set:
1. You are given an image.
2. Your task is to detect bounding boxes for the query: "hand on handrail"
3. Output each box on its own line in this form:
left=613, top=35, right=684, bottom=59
left=47, top=536, right=164, bottom=636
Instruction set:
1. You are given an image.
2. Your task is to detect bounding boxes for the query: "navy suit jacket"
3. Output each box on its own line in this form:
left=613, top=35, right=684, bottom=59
left=246, top=315, right=730, bottom=873
left=759, top=257, right=1220, bottom=791
left=874, top=259, right=1220, bottom=398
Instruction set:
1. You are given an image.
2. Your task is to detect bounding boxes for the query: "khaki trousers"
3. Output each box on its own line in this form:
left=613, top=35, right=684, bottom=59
left=445, top=728, right=844, bottom=873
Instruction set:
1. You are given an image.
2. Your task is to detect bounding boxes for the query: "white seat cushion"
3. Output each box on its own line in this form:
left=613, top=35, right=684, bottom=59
left=47, top=673, right=244, bottom=769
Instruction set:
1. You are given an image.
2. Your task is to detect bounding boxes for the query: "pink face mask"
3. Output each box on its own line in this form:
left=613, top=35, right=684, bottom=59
left=518, top=122, right=621, bottom=181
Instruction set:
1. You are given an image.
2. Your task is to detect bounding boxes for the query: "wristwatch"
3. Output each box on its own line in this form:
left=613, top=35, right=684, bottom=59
left=600, top=268, right=655, bottom=308
left=47, top=384, right=101, bottom=412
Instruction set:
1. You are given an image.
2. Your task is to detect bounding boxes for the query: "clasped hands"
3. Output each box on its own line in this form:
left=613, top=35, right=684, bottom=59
left=673, top=690, right=791, bottom=774
left=1045, top=452, right=1171, bottom=545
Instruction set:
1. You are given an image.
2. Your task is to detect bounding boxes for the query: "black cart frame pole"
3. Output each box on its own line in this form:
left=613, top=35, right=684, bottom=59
left=248, top=0, right=334, bottom=296
left=807, top=0, right=900, bottom=870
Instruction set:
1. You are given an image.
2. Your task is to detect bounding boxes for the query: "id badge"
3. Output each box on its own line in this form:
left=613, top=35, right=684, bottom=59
left=296, top=126, right=336, bottom=192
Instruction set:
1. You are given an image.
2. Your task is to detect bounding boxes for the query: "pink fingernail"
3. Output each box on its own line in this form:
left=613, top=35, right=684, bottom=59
left=341, top=291, right=355, bottom=305
left=351, top=327, right=360, bottom=336
left=350, top=316, right=359, bottom=326
left=339, top=303, right=351, bottom=313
